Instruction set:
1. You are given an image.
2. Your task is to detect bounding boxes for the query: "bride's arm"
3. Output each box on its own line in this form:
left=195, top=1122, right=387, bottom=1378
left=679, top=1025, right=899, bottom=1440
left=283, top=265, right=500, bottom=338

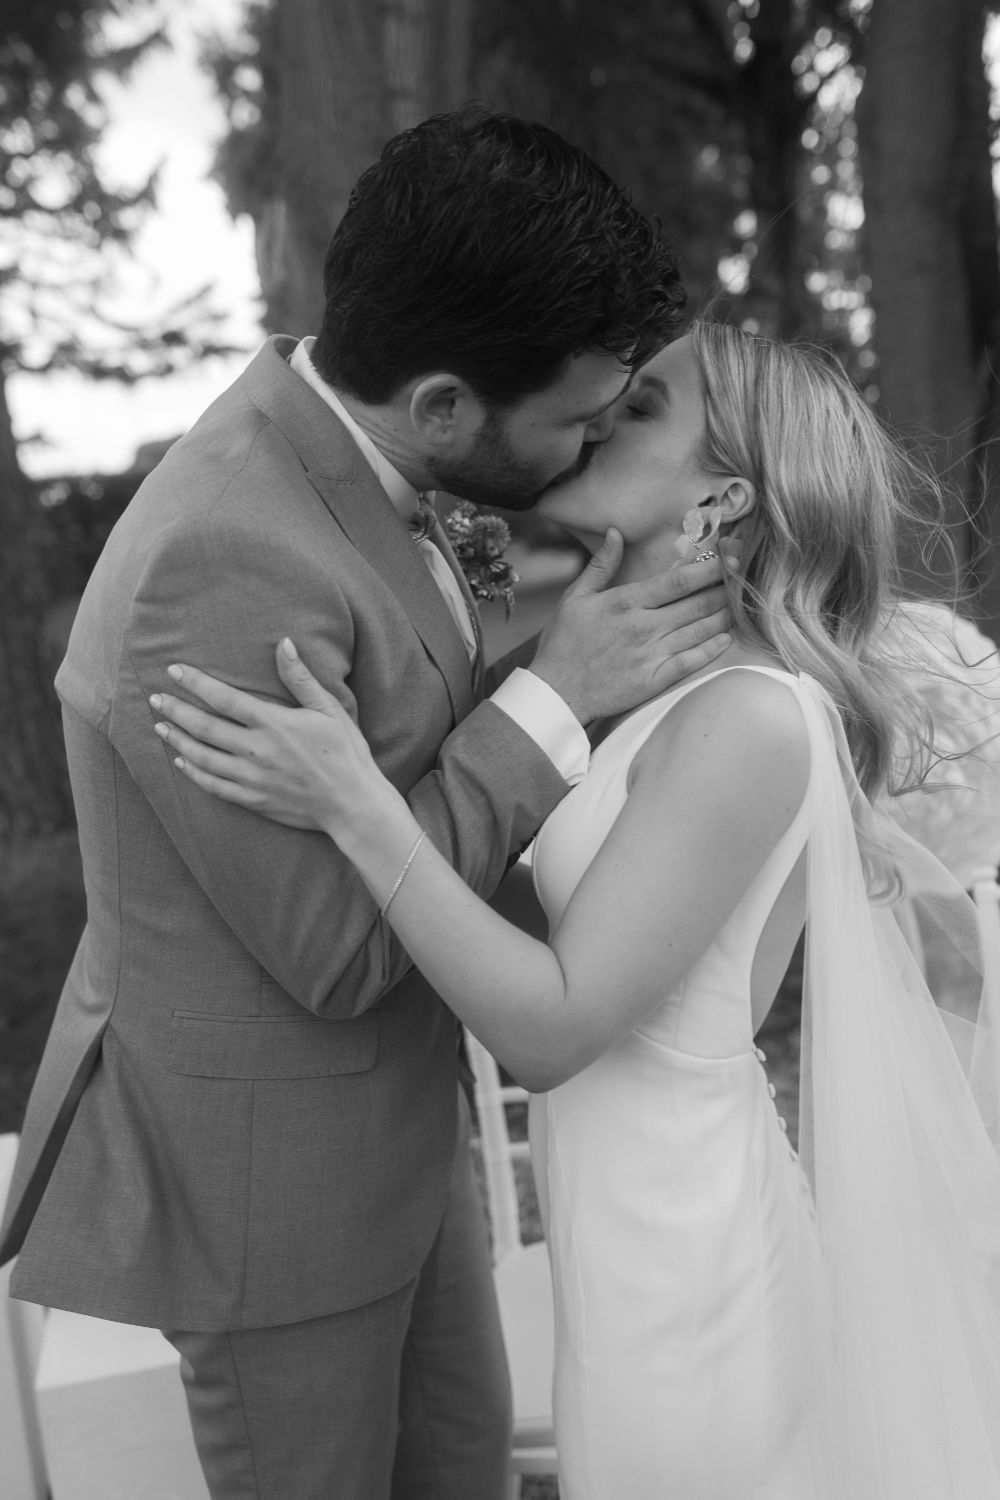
left=154, top=649, right=809, bottom=1090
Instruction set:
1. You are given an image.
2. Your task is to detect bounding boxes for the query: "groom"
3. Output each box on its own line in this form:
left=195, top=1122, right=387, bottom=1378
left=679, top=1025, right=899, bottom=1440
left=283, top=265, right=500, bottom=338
left=1, top=107, right=729, bottom=1498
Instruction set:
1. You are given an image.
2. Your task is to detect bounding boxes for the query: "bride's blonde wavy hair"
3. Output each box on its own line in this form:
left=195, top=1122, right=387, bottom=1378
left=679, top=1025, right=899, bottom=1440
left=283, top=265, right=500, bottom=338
left=690, top=319, right=947, bottom=802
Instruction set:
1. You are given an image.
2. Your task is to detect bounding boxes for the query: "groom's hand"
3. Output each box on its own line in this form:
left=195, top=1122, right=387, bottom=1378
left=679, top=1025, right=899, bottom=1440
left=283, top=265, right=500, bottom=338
left=529, top=528, right=734, bottom=726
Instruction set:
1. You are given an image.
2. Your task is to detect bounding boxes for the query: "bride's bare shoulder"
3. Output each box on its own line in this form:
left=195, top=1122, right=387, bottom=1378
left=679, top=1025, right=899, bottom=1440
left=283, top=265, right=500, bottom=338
left=630, top=665, right=811, bottom=799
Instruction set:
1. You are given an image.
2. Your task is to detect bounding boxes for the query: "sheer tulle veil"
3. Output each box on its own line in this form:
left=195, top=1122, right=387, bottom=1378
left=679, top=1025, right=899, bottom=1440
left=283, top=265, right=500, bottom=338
left=794, top=675, right=1000, bottom=1496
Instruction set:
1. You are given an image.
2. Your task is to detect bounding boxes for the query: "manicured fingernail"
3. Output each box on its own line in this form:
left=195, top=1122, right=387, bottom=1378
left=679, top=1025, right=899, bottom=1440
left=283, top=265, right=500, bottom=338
left=723, top=554, right=739, bottom=570
left=149, top=694, right=162, bottom=709
left=174, top=756, right=185, bottom=770
left=154, top=722, right=169, bottom=739
left=281, top=638, right=298, bottom=661
left=167, top=664, right=183, bottom=681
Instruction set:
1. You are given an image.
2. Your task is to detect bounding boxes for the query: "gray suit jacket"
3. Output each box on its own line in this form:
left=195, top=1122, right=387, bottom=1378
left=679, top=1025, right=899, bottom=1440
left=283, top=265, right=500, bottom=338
left=0, top=336, right=567, bottom=1331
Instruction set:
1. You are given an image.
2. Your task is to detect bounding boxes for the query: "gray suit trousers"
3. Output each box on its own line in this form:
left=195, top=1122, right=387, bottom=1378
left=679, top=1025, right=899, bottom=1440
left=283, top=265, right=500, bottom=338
left=163, top=1092, right=511, bottom=1500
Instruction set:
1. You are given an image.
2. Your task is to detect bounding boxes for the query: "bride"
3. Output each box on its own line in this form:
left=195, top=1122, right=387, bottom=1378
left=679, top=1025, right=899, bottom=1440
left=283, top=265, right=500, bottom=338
left=150, top=321, right=1000, bottom=1498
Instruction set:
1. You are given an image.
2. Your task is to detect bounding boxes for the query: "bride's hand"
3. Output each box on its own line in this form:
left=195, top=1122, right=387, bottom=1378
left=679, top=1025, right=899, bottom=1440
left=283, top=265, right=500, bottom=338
left=150, top=638, right=402, bottom=841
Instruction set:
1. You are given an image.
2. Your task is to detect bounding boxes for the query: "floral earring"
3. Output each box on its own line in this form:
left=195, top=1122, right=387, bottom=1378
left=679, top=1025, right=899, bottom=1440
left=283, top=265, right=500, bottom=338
left=676, top=500, right=723, bottom=562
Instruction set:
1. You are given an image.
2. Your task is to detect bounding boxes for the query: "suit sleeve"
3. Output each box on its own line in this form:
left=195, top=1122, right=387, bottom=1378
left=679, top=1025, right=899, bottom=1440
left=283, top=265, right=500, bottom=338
left=109, top=508, right=569, bottom=1019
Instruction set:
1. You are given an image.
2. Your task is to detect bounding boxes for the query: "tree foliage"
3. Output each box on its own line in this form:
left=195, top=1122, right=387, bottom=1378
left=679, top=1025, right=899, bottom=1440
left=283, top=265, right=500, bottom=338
left=0, top=0, right=239, bottom=840
left=0, top=0, right=239, bottom=382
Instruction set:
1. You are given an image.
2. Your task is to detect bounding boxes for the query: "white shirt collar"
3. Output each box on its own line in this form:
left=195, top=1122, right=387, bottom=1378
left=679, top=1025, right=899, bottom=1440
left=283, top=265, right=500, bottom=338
left=289, top=336, right=423, bottom=522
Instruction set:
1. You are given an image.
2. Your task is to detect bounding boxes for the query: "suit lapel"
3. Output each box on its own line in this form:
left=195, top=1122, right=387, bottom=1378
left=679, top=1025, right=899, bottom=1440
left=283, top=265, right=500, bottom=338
left=311, top=471, right=476, bottom=722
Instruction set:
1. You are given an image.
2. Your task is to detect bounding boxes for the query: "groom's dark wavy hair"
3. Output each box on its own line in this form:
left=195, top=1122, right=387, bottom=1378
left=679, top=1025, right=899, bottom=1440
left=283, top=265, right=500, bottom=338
left=310, top=104, right=686, bottom=406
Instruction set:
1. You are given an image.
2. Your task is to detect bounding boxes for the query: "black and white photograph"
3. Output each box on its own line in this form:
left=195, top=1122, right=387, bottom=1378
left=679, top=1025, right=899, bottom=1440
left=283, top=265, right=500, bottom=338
left=2, top=3, right=1000, bottom=1497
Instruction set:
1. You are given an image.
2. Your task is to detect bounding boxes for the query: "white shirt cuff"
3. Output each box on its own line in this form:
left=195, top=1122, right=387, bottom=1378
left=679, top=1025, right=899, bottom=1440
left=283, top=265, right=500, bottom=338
left=489, top=668, right=591, bottom=786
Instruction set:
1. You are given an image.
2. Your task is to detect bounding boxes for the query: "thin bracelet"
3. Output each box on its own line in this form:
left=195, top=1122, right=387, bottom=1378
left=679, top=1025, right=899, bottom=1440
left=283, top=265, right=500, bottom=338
left=380, top=831, right=427, bottom=918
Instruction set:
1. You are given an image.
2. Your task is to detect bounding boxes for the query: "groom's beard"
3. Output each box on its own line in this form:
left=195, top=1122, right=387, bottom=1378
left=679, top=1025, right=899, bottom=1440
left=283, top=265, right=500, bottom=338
left=427, top=411, right=599, bottom=513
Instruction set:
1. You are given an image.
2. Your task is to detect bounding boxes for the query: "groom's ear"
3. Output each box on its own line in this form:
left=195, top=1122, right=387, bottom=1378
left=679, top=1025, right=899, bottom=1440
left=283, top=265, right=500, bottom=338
left=409, top=374, right=484, bottom=449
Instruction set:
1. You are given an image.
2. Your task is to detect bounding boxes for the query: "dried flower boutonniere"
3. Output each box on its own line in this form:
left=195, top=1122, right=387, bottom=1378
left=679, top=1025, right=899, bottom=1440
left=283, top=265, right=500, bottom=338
left=442, top=500, right=519, bottom=618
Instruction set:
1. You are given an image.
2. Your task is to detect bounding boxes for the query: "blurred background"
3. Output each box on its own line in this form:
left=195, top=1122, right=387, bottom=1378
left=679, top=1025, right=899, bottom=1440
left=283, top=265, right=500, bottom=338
left=2, top=0, right=1000, bottom=1133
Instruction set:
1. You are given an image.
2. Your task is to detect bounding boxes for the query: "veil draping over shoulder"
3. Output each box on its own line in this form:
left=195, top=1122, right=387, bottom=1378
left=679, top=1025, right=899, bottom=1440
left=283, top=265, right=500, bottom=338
left=795, top=677, right=1000, bottom=1497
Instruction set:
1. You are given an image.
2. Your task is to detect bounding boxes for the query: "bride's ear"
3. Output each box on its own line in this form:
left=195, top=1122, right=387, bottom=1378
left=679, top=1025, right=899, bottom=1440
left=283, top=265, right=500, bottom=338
left=712, top=478, right=756, bottom=524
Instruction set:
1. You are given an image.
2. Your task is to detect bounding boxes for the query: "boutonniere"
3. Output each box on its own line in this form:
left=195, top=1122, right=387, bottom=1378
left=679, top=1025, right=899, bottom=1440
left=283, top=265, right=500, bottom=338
left=442, top=500, right=519, bottom=618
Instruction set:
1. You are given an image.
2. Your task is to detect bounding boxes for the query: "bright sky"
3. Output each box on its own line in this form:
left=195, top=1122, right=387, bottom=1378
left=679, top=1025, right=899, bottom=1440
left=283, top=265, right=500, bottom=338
left=9, top=7, right=1000, bottom=480
left=11, top=0, right=263, bottom=478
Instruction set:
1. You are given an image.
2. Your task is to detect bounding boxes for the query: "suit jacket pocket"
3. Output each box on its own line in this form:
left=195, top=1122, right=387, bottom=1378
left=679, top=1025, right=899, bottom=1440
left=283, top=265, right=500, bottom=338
left=168, top=1009, right=379, bottom=1079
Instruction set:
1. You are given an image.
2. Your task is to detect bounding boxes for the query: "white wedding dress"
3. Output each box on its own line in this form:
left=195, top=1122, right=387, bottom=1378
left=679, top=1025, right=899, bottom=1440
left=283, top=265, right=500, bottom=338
left=528, top=666, right=1000, bottom=1500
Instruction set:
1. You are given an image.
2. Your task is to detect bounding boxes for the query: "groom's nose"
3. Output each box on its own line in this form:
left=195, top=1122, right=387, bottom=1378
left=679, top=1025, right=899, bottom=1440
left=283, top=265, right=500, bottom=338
left=583, top=405, right=617, bottom=443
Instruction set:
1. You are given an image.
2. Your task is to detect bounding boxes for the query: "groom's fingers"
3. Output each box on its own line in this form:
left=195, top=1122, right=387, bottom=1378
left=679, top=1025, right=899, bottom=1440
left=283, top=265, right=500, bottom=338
left=559, top=528, right=624, bottom=600
left=630, top=555, right=729, bottom=608
left=656, top=604, right=732, bottom=654
left=649, top=630, right=733, bottom=692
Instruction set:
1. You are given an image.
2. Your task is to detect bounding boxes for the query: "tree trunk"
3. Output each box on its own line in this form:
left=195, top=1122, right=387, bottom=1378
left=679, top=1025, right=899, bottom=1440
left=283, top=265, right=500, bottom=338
left=0, top=372, right=74, bottom=840
left=856, top=0, right=987, bottom=591
left=738, top=0, right=809, bottom=337
left=256, top=0, right=383, bottom=333
left=257, top=0, right=470, bottom=336
left=384, top=0, right=469, bottom=131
